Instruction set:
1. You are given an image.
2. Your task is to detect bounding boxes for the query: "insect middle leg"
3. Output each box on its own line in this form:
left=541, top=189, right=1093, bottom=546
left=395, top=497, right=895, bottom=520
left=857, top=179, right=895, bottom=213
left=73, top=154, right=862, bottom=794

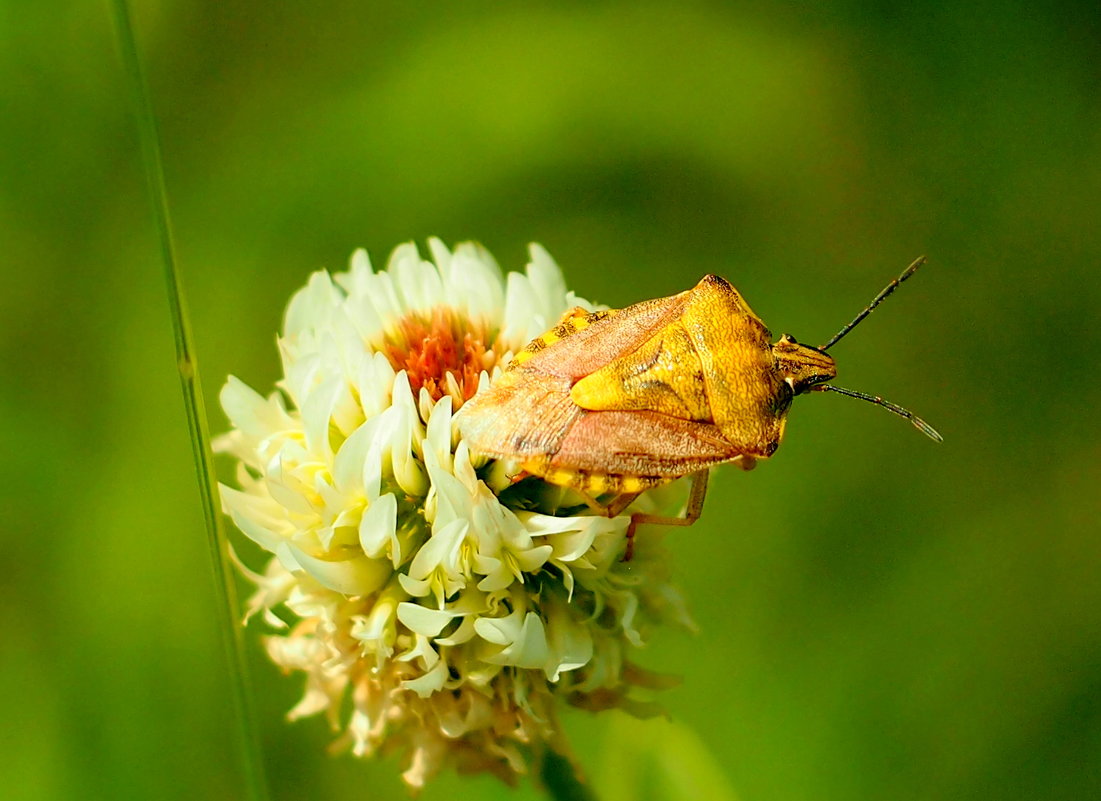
left=578, top=471, right=710, bottom=561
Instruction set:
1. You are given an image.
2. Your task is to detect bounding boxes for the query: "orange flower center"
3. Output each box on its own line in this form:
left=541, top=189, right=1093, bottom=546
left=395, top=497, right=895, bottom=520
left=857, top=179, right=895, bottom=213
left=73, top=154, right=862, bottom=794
left=384, top=310, right=494, bottom=403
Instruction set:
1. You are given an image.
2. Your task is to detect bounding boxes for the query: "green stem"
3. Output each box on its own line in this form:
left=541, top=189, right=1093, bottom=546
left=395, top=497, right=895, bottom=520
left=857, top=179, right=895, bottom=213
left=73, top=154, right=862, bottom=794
left=108, top=4, right=271, bottom=800
left=541, top=749, right=600, bottom=801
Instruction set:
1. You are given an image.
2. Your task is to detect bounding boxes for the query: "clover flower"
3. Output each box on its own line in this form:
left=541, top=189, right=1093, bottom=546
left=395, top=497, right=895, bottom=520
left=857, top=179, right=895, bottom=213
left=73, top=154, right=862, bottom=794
left=216, top=240, right=693, bottom=789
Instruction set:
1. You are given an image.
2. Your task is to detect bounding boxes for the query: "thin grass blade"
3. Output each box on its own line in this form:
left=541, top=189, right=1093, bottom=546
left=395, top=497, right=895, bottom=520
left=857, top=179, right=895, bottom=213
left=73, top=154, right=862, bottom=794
left=108, top=3, right=271, bottom=799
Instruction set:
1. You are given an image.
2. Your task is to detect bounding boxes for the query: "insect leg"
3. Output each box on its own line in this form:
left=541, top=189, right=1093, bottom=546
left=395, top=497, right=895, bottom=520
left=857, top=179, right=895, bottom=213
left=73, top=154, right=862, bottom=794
left=623, top=470, right=710, bottom=560
left=573, top=489, right=642, bottom=517
left=575, top=473, right=708, bottom=560
left=604, top=492, right=644, bottom=517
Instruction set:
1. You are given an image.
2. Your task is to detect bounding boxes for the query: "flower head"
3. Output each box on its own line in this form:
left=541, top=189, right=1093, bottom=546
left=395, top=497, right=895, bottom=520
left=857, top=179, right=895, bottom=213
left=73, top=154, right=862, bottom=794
left=217, top=240, right=692, bottom=789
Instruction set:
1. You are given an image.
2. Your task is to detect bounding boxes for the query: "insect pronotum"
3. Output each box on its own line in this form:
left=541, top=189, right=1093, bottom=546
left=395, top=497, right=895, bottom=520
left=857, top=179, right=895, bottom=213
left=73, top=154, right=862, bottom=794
left=458, top=257, right=940, bottom=557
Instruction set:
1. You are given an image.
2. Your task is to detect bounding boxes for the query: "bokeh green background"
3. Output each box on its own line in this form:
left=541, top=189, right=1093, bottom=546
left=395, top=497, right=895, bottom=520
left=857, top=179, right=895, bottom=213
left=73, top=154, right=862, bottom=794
left=4, top=2, right=1099, bottom=799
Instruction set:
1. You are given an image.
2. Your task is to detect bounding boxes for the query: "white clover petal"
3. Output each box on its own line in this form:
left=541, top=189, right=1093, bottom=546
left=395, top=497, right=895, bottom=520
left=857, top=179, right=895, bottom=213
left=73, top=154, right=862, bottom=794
left=476, top=610, right=550, bottom=672
left=426, top=237, right=452, bottom=277
left=220, top=485, right=288, bottom=552
left=435, top=615, right=479, bottom=647
left=403, top=519, right=470, bottom=605
left=423, top=394, right=453, bottom=471
left=387, top=374, right=428, bottom=496
left=231, top=546, right=294, bottom=627
left=480, top=452, right=519, bottom=492
left=340, top=292, right=385, bottom=348
left=407, top=519, right=468, bottom=581
left=336, top=247, right=372, bottom=294
left=472, top=506, right=553, bottom=592
left=402, top=659, right=449, bottom=698
left=350, top=578, right=406, bottom=665
left=543, top=593, right=594, bottom=681
left=435, top=692, right=493, bottom=739
left=396, top=603, right=455, bottom=638
left=397, top=633, right=440, bottom=671
left=358, top=492, right=397, bottom=560
left=397, top=573, right=432, bottom=599
left=300, top=374, right=343, bottom=461
left=283, top=270, right=341, bottom=338
left=473, top=556, right=511, bottom=592
left=277, top=345, right=316, bottom=409
left=361, top=433, right=384, bottom=501
left=501, top=271, right=545, bottom=344
left=525, top=243, right=569, bottom=330
left=451, top=441, right=481, bottom=493
left=423, top=447, right=471, bottom=530
left=332, top=420, right=373, bottom=494
left=386, top=243, right=431, bottom=313
left=472, top=608, right=520, bottom=647
left=264, top=460, right=320, bottom=517
left=355, top=352, right=397, bottom=420
left=516, top=544, right=555, bottom=572
left=551, top=517, right=621, bottom=560
left=286, top=544, right=392, bottom=597
left=450, top=243, right=504, bottom=322
left=219, top=376, right=294, bottom=441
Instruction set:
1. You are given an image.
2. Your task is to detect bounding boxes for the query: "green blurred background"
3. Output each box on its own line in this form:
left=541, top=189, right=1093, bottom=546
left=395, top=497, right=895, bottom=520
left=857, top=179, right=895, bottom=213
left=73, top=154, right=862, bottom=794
left=4, top=1, right=1099, bottom=799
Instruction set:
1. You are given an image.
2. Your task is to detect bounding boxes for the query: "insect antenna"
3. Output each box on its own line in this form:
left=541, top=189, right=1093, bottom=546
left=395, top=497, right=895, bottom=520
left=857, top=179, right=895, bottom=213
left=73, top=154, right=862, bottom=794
left=820, top=256, right=927, bottom=351
left=814, top=384, right=943, bottom=441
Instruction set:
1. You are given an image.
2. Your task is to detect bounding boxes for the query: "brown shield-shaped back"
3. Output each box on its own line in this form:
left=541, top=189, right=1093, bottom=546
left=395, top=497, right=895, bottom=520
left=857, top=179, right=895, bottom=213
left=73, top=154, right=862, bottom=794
left=458, top=275, right=790, bottom=491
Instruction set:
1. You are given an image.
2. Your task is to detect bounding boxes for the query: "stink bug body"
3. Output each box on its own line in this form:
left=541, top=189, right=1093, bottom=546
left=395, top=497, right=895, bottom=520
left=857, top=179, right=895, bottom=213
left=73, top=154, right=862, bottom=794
left=458, top=258, right=939, bottom=551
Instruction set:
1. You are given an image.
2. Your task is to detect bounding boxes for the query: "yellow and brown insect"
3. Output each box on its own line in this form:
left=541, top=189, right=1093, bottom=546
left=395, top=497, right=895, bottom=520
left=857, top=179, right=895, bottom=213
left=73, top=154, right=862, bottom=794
left=458, top=257, right=939, bottom=557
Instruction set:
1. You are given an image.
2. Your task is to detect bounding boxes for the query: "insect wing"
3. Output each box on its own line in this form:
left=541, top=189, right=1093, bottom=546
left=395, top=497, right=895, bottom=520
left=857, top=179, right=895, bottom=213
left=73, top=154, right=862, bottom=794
left=545, top=409, right=743, bottom=477
left=460, top=292, right=690, bottom=458
left=458, top=369, right=580, bottom=459
left=511, top=292, right=689, bottom=379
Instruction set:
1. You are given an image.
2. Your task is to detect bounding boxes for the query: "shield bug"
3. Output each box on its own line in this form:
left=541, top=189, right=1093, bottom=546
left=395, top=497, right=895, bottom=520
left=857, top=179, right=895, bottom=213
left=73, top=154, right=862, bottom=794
left=458, top=257, right=940, bottom=556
